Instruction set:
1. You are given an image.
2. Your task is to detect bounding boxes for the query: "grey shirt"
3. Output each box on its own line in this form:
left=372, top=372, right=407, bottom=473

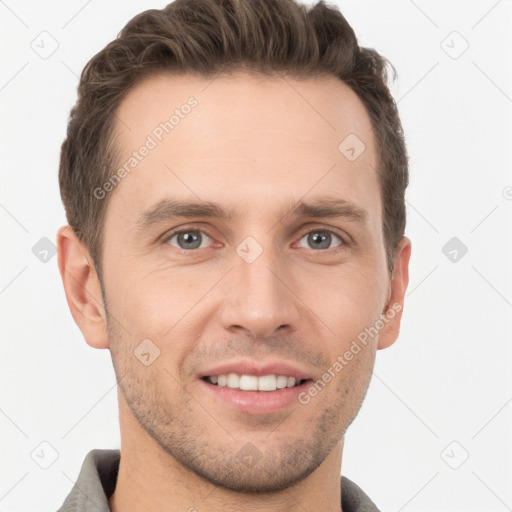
left=57, top=449, right=380, bottom=512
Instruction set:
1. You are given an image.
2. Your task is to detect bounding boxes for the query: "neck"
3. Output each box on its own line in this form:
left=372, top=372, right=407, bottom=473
left=109, top=398, right=345, bottom=512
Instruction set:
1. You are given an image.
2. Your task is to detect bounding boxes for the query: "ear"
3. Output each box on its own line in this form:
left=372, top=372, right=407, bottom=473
left=377, top=236, right=411, bottom=350
left=57, top=225, right=109, bottom=349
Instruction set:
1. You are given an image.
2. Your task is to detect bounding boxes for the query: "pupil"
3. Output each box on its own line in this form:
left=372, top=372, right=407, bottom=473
left=309, top=231, right=330, bottom=250
left=179, top=231, right=201, bottom=249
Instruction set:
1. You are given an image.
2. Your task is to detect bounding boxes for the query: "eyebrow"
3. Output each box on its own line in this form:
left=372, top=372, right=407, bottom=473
left=134, top=196, right=368, bottom=233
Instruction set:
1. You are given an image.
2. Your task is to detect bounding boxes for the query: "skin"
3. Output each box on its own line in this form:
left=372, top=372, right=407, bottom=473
left=57, top=71, right=411, bottom=512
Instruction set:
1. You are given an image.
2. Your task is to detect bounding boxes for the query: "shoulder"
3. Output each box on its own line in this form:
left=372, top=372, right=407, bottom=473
left=341, top=475, right=381, bottom=512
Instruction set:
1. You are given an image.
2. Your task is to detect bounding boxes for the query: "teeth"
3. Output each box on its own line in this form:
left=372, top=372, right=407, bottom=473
left=258, top=375, right=276, bottom=391
left=276, top=376, right=288, bottom=389
left=227, top=373, right=239, bottom=388
left=239, top=375, right=258, bottom=390
left=206, top=373, right=302, bottom=391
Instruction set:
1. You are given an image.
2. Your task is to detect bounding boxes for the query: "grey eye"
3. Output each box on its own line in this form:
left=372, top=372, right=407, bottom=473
left=298, top=230, right=343, bottom=250
left=167, top=230, right=211, bottom=250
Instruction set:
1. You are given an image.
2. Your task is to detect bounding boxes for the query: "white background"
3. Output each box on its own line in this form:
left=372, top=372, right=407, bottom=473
left=1, top=1, right=511, bottom=510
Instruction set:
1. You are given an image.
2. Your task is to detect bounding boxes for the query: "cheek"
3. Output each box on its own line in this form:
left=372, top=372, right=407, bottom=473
left=106, top=242, right=387, bottom=347
left=296, top=263, right=387, bottom=346
left=109, top=262, right=217, bottom=342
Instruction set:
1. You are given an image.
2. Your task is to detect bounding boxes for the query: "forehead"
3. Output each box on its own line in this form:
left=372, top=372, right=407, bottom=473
left=106, top=71, right=380, bottom=229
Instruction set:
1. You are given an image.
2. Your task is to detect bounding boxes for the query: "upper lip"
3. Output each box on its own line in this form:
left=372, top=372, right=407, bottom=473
left=198, top=359, right=314, bottom=381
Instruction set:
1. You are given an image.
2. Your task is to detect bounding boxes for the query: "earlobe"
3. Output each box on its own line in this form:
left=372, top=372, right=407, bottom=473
left=377, top=236, right=411, bottom=350
left=57, top=225, right=109, bottom=349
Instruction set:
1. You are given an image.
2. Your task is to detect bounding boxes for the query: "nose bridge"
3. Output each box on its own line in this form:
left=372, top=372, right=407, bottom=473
left=219, top=234, right=300, bottom=337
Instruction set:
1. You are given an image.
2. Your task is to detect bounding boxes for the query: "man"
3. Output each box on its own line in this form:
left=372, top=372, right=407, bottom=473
left=56, top=0, right=411, bottom=510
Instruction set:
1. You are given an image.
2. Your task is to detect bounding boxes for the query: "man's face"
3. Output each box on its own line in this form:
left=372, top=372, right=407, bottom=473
left=101, top=71, right=395, bottom=492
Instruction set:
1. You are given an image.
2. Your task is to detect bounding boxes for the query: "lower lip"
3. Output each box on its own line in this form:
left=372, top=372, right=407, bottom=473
left=198, top=378, right=312, bottom=415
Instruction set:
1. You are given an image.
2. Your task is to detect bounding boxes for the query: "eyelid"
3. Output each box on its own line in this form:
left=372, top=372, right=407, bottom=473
left=296, top=224, right=350, bottom=245
left=163, top=225, right=216, bottom=251
left=294, top=227, right=349, bottom=253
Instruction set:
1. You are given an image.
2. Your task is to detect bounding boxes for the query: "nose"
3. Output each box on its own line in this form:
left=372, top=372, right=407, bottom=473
left=218, top=242, right=301, bottom=339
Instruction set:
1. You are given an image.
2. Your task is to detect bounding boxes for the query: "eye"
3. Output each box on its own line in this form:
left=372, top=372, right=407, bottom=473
left=297, top=229, right=344, bottom=251
left=166, top=229, right=213, bottom=251
left=163, top=227, right=346, bottom=254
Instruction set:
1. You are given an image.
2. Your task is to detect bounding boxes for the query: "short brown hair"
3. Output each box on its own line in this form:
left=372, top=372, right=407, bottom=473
left=59, top=0, right=408, bottom=281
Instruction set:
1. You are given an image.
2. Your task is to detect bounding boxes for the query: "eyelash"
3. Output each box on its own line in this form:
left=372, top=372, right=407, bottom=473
left=163, top=226, right=349, bottom=254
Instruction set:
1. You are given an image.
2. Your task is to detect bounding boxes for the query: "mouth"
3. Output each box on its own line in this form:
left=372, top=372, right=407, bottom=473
left=196, top=360, right=316, bottom=413
left=198, top=374, right=313, bottom=414
left=200, top=374, right=312, bottom=391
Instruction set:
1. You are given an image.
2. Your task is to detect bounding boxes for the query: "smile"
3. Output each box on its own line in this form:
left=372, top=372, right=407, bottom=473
left=203, top=373, right=309, bottom=391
